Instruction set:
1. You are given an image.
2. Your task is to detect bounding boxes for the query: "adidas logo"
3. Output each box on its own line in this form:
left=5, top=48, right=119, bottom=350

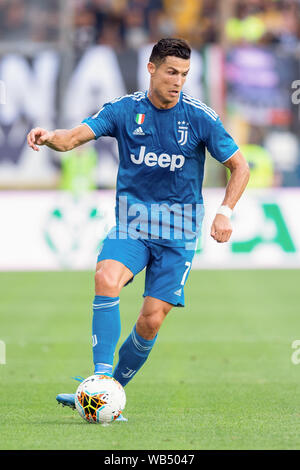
left=174, top=288, right=182, bottom=296
left=133, top=126, right=145, bottom=136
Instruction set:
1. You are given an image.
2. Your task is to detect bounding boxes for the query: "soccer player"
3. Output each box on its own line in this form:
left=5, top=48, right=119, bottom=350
left=27, top=38, right=249, bottom=420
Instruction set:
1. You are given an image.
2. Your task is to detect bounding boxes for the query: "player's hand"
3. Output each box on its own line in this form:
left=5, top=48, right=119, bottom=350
left=27, top=127, right=54, bottom=151
left=210, top=214, right=232, bottom=243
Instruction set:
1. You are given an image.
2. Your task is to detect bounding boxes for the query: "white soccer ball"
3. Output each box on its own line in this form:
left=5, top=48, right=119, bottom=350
left=75, top=375, right=126, bottom=425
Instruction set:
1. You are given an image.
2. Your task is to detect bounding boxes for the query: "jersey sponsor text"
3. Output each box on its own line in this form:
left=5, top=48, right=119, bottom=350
left=130, top=146, right=185, bottom=172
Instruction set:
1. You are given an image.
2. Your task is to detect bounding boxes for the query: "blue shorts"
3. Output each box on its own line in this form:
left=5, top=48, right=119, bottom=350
left=97, top=235, right=195, bottom=307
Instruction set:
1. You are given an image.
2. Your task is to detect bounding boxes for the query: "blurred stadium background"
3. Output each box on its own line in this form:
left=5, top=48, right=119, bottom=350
left=1, top=0, right=300, bottom=451
left=0, top=0, right=299, bottom=270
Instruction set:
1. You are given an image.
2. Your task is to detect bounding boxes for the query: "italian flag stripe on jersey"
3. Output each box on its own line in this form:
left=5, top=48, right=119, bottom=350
left=135, top=113, right=145, bottom=124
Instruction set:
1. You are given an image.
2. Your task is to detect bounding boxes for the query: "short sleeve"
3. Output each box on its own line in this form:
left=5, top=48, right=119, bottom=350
left=204, top=116, right=239, bottom=163
left=82, top=102, right=116, bottom=139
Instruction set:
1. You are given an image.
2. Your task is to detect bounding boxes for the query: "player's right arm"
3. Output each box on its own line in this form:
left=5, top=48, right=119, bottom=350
left=28, top=100, right=119, bottom=151
left=27, top=124, right=95, bottom=152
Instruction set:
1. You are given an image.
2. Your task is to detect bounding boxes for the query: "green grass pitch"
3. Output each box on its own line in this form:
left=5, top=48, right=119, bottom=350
left=0, top=269, right=300, bottom=450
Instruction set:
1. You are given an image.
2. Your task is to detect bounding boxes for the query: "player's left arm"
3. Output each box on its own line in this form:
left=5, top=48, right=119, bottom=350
left=210, top=150, right=250, bottom=243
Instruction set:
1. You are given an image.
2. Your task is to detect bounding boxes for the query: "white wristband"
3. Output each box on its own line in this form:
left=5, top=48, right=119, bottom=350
left=216, top=205, right=233, bottom=219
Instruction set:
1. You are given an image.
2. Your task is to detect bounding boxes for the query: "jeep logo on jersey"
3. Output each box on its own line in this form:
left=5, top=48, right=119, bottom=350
left=130, top=146, right=185, bottom=171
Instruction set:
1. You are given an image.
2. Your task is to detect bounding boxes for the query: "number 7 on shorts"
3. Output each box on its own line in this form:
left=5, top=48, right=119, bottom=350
left=180, top=261, right=191, bottom=286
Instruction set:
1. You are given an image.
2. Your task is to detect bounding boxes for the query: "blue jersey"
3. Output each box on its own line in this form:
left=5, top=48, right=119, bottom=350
left=83, top=91, right=239, bottom=247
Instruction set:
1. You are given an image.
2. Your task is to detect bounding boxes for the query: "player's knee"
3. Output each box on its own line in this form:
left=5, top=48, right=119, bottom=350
left=94, top=268, right=121, bottom=296
left=146, top=314, right=163, bottom=334
left=137, top=309, right=167, bottom=338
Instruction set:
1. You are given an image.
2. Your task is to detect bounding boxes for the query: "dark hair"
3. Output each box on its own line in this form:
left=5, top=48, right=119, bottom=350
left=149, top=38, right=191, bottom=66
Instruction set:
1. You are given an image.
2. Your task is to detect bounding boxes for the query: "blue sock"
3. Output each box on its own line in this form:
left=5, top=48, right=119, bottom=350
left=113, top=324, right=157, bottom=387
left=94, top=363, right=113, bottom=376
left=92, top=295, right=121, bottom=375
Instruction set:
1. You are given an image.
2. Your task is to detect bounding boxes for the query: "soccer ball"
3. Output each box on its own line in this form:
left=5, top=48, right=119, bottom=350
left=75, top=375, right=126, bottom=425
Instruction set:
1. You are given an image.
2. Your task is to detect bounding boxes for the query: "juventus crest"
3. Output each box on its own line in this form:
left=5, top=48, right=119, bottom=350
left=177, top=121, right=189, bottom=146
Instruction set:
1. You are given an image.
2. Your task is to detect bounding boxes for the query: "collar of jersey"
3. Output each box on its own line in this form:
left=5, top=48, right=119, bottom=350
left=145, top=90, right=182, bottom=112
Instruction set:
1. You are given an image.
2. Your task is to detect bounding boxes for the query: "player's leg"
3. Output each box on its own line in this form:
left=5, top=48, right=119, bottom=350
left=92, top=259, right=134, bottom=377
left=56, top=259, right=132, bottom=409
left=113, top=242, right=195, bottom=387
left=113, top=297, right=173, bottom=386
left=136, top=296, right=172, bottom=339
left=91, top=236, right=150, bottom=377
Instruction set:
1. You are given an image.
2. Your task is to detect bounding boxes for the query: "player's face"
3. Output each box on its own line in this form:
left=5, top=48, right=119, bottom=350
left=147, top=56, right=190, bottom=109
